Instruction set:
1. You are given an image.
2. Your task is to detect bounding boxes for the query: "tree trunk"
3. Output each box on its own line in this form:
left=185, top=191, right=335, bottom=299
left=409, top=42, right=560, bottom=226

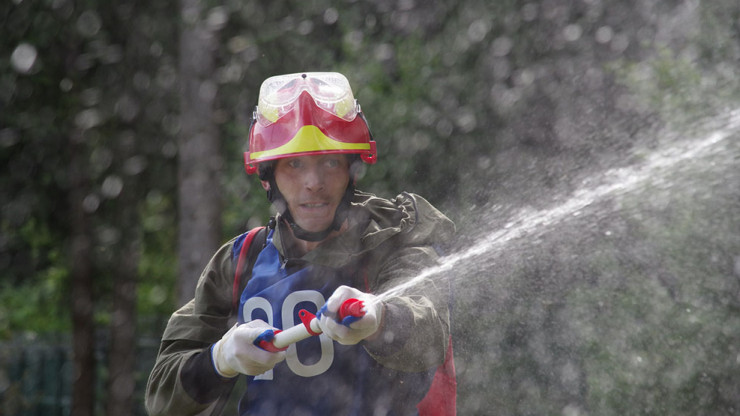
left=105, top=241, right=138, bottom=416
left=178, top=0, right=222, bottom=306
left=69, top=135, right=95, bottom=416
left=105, top=168, right=140, bottom=416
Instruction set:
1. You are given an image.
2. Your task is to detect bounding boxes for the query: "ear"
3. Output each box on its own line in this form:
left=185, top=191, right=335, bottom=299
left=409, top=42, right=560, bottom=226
left=349, top=157, right=365, bottom=184
left=261, top=180, right=270, bottom=191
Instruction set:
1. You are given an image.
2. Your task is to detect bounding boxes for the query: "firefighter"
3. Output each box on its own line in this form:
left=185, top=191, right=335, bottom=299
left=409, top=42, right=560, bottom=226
left=146, top=72, right=456, bottom=415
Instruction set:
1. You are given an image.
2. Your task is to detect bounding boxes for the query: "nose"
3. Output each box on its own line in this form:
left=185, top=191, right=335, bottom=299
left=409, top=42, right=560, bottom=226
left=303, top=165, right=324, bottom=191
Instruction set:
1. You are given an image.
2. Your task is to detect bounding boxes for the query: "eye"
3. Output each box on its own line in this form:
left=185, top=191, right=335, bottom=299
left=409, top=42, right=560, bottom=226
left=325, top=158, right=340, bottom=168
left=287, top=159, right=303, bottom=169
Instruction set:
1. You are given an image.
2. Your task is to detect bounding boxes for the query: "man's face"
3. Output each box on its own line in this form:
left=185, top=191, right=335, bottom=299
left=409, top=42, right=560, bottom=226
left=266, top=154, right=351, bottom=233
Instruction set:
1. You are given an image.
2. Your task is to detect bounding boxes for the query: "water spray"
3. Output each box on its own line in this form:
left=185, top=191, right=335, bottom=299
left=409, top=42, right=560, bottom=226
left=254, top=298, right=366, bottom=352
left=375, top=108, right=740, bottom=303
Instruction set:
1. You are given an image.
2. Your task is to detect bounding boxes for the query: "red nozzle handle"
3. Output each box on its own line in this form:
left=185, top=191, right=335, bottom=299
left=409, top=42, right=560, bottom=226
left=338, top=298, right=365, bottom=320
left=254, top=329, right=288, bottom=352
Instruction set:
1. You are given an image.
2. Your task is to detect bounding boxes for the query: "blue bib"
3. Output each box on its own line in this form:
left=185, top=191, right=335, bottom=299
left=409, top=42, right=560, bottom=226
left=236, top=229, right=434, bottom=415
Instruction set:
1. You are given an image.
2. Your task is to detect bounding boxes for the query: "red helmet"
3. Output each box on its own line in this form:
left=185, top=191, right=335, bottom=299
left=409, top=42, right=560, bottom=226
left=244, top=72, right=377, bottom=175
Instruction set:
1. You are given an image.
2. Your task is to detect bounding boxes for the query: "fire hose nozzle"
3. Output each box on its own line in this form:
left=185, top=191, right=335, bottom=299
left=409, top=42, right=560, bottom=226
left=257, top=298, right=366, bottom=351
left=338, top=298, right=365, bottom=321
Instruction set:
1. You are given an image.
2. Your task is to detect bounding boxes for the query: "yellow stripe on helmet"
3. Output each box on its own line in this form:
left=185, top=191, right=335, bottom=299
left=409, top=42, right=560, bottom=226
left=250, top=125, right=371, bottom=161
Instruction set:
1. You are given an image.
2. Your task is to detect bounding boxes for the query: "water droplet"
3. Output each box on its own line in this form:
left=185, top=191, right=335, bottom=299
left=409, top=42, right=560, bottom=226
left=206, top=6, right=228, bottom=30
left=59, top=78, right=74, bottom=92
left=123, top=155, right=147, bottom=176
left=75, top=108, right=102, bottom=130
left=162, top=141, right=178, bottom=158
left=10, top=43, right=38, bottom=74
left=436, top=119, right=454, bottom=137
left=97, top=226, right=121, bottom=245
left=101, top=175, right=124, bottom=198
left=82, top=194, right=100, bottom=213
left=563, top=24, right=583, bottom=42
left=297, top=20, right=314, bottom=35
left=80, top=88, right=101, bottom=107
left=468, top=19, right=490, bottom=43
left=198, top=80, right=217, bottom=102
left=0, top=129, right=20, bottom=148
left=610, top=33, right=630, bottom=53
left=595, top=26, right=614, bottom=44
left=323, top=7, right=339, bottom=25
left=513, top=69, right=535, bottom=86
left=521, top=3, right=538, bottom=22
left=477, top=156, right=492, bottom=170
left=115, top=94, right=140, bottom=122
left=456, top=109, right=477, bottom=133
left=491, top=36, right=513, bottom=57
left=374, top=43, right=394, bottom=61
left=76, top=10, right=102, bottom=37
left=149, top=285, right=167, bottom=305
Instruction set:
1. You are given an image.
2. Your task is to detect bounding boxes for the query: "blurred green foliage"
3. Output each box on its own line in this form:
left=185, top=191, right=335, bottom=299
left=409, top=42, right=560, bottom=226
left=137, top=190, right=178, bottom=317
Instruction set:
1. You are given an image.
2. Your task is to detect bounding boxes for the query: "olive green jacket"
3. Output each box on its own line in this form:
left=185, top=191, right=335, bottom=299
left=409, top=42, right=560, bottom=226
left=145, top=191, right=455, bottom=415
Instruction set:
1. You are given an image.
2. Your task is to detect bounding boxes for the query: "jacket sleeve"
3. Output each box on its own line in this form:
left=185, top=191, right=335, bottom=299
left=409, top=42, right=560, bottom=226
left=362, top=194, right=456, bottom=372
left=145, top=240, right=239, bottom=416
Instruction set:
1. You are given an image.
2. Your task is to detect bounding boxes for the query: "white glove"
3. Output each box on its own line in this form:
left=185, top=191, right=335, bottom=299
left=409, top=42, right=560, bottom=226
left=318, top=285, right=384, bottom=345
left=211, top=320, right=286, bottom=377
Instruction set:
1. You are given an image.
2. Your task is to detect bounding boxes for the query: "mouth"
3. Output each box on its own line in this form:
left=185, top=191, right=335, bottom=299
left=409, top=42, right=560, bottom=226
left=300, top=202, right=329, bottom=209
left=296, top=201, right=334, bottom=215
left=291, top=200, right=337, bottom=231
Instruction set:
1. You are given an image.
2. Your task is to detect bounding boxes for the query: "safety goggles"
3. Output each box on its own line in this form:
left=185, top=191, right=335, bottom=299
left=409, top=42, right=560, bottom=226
left=255, top=72, right=359, bottom=125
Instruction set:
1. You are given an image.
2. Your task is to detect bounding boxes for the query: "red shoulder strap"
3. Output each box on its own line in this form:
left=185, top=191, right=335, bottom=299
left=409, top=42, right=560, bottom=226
left=232, top=226, right=265, bottom=313
left=417, top=336, right=457, bottom=415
